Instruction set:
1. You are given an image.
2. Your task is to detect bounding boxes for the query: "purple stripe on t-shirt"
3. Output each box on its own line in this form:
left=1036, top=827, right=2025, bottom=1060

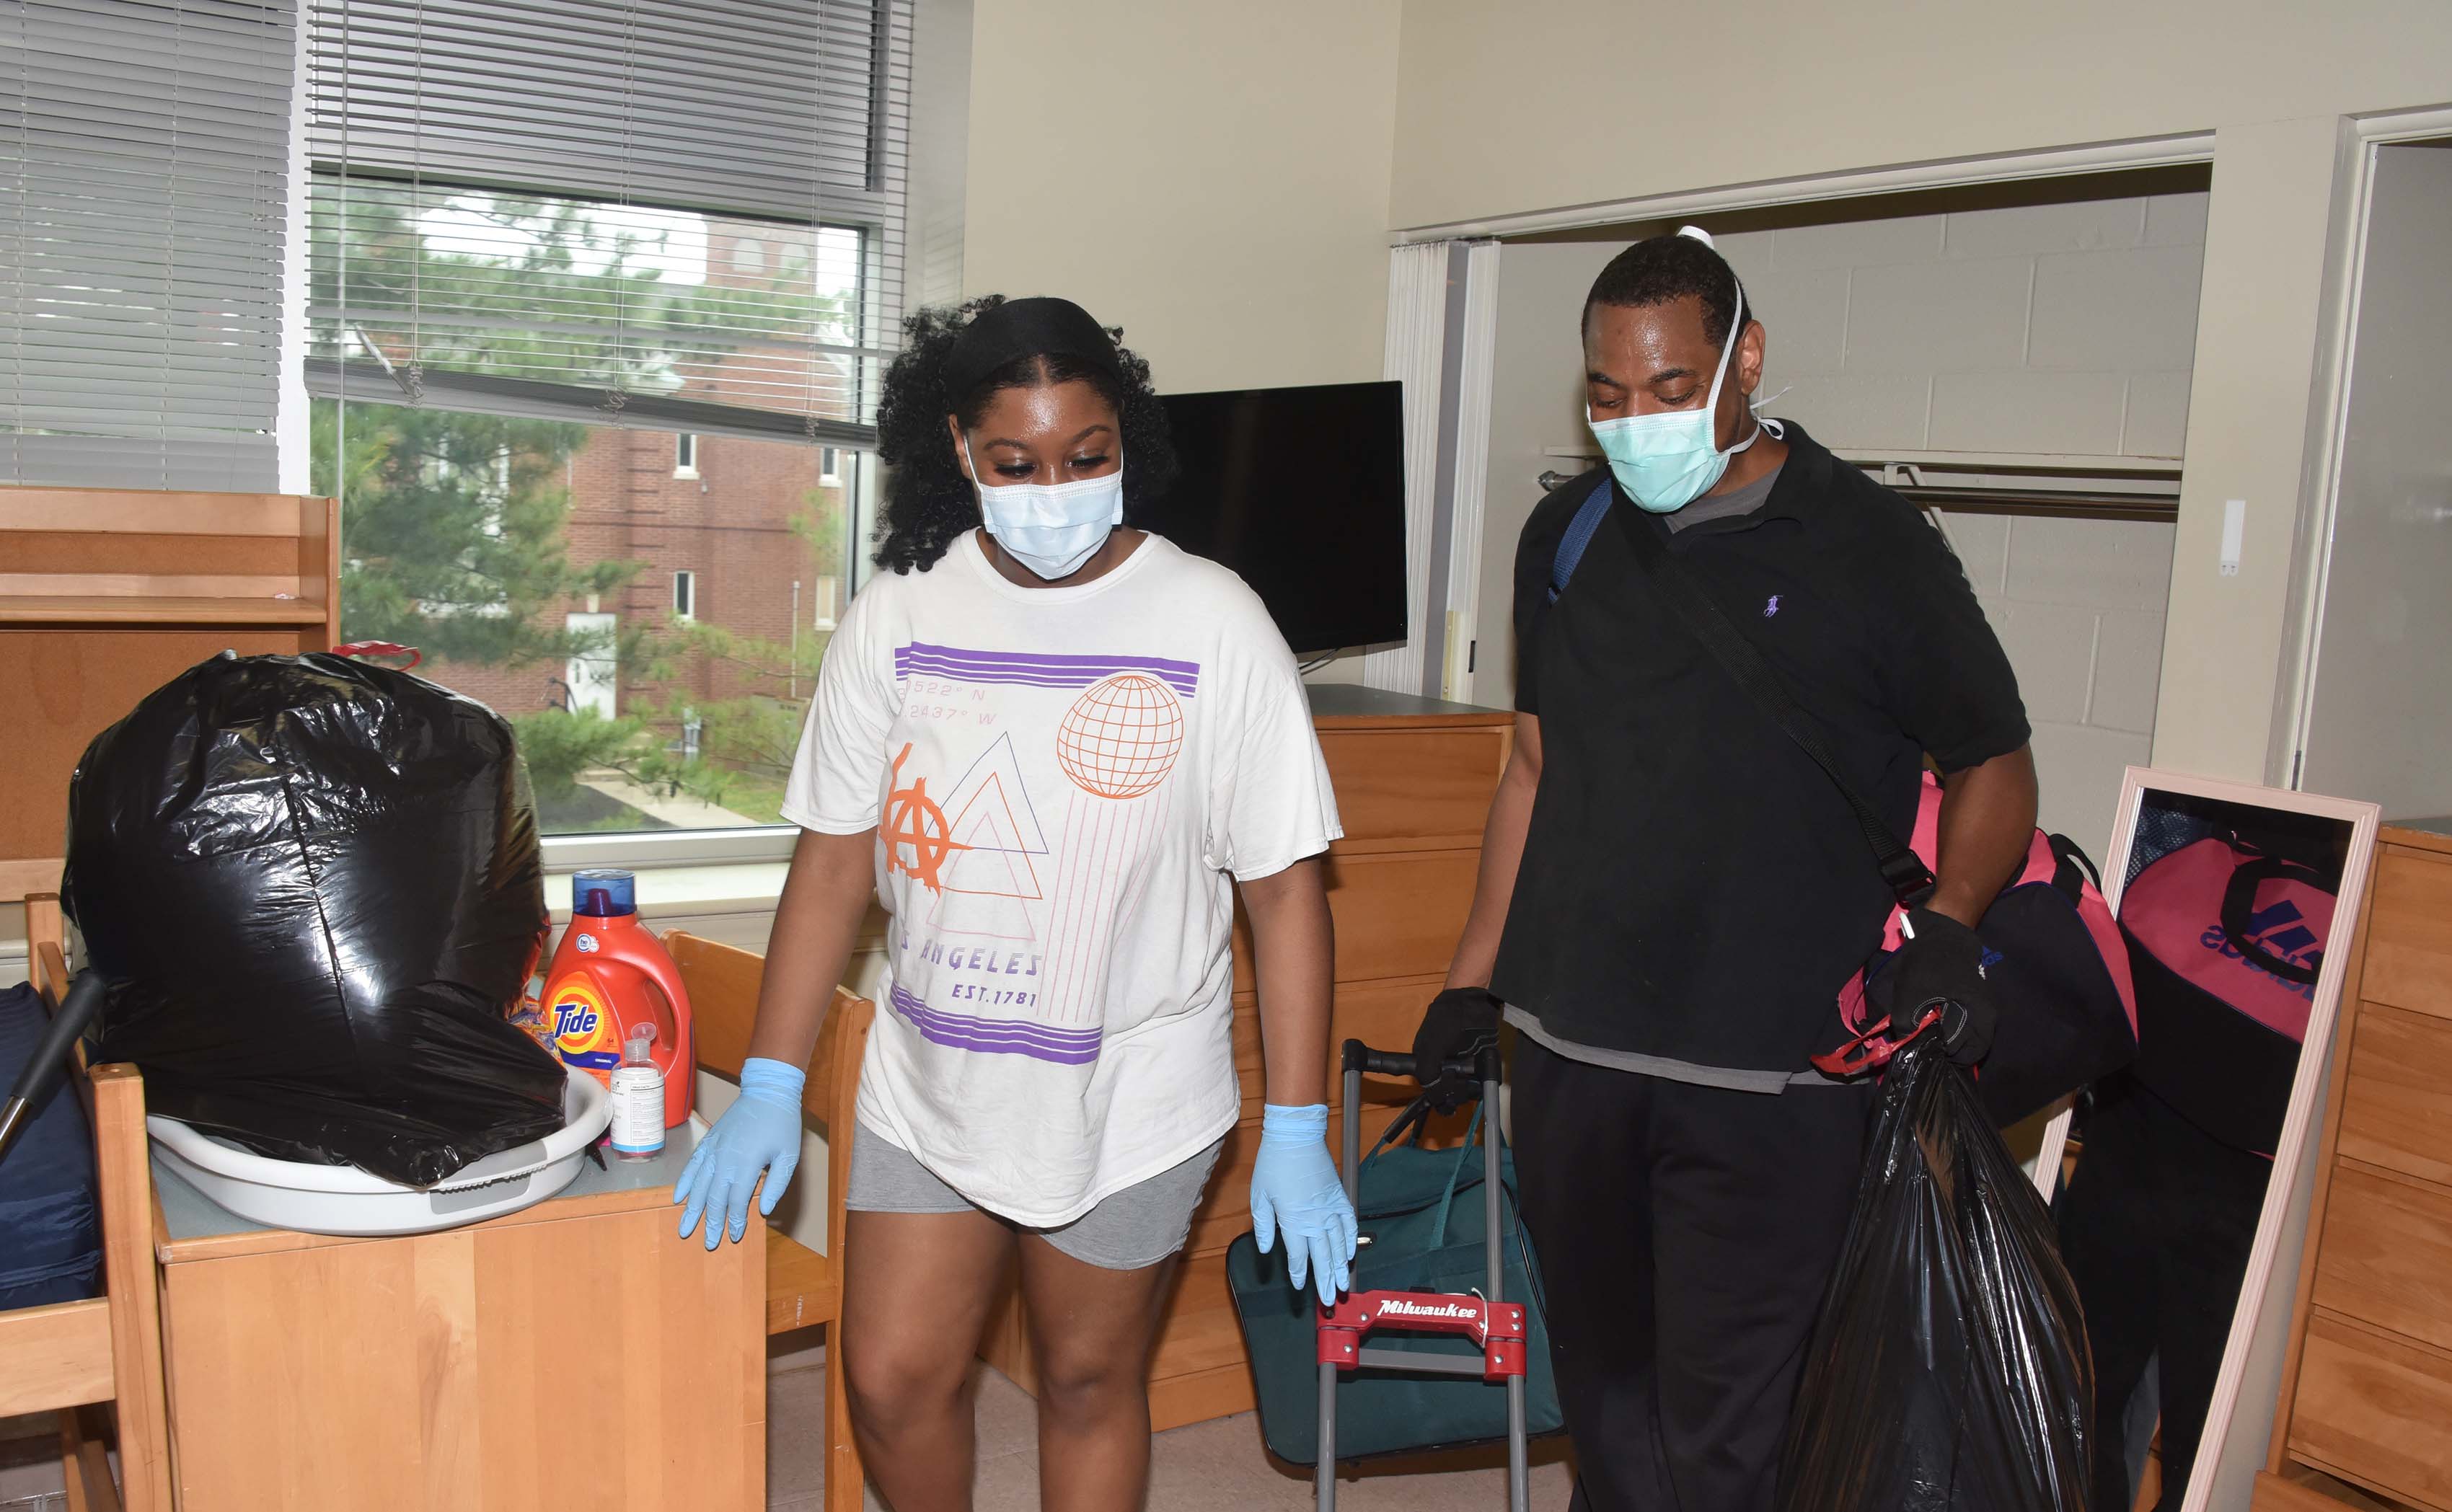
left=888, top=984, right=1103, bottom=1065
left=892, top=642, right=1200, bottom=699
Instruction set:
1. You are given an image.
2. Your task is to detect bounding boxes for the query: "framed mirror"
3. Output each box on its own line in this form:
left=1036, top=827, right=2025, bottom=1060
left=2029, top=769, right=2380, bottom=1512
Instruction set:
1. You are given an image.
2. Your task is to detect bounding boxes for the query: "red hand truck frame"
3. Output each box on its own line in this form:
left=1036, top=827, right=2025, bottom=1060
left=1315, top=1039, right=1530, bottom=1512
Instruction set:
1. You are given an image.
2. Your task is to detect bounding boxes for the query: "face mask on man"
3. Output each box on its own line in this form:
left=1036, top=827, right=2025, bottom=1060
left=1587, top=278, right=1762, bottom=514
left=965, top=436, right=1124, bottom=580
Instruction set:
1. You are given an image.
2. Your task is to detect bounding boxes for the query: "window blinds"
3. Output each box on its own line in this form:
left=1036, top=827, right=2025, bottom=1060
left=305, top=0, right=909, bottom=443
left=1, top=0, right=299, bottom=490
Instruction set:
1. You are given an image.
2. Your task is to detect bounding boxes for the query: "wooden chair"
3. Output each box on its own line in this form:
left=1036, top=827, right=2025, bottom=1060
left=667, top=932, right=873, bottom=1512
left=0, top=894, right=172, bottom=1511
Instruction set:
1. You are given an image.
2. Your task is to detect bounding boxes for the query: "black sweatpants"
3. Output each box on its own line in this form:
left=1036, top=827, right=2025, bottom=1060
left=2055, top=1078, right=2272, bottom=1512
left=1512, top=1034, right=1875, bottom=1512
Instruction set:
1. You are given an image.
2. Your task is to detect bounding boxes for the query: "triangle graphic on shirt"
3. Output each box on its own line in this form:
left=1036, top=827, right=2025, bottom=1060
left=943, top=807, right=1042, bottom=901
left=942, top=735, right=1049, bottom=855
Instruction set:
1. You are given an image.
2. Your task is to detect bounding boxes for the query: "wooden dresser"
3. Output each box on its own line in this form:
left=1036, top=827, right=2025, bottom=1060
left=2259, top=822, right=2452, bottom=1511
left=980, top=685, right=1512, bottom=1430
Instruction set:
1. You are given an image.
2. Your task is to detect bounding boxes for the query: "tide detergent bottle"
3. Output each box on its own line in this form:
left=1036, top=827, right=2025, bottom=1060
left=543, top=870, right=695, bottom=1128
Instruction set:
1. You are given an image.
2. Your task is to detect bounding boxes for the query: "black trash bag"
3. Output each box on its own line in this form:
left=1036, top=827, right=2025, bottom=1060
left=1778, top=1034, right=2094, bottom=1512
left=63, top=652, right=564, bottom=1188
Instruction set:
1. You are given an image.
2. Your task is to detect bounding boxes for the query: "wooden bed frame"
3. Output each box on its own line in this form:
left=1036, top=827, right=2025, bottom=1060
left=0, top=486, right=337, bottom=1505
left=0, top=487, right=340, bottom=902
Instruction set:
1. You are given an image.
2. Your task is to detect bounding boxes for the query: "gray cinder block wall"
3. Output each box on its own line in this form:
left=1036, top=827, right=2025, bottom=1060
left=1717, top=193, right=2204, bottom=855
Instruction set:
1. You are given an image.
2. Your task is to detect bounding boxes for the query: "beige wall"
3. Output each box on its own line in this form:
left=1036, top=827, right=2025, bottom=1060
left=960, top=0, right=1403, bottom=397
left=1393, top=3, right=2451, bottom=785
left=1388, top=1, right=2452, bottom=235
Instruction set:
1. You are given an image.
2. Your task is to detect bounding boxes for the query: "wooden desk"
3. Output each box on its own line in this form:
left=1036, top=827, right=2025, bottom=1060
left=150, top=1123, right=764, bottom=1512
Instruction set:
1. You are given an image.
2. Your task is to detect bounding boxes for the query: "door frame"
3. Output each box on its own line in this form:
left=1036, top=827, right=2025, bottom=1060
left=2270, top=104, right=2452, bottom=789
left=1389, top=133, right=2215, bottom=245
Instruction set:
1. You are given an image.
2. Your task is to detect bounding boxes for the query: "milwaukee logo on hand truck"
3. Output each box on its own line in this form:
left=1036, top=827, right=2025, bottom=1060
left=1316, top=1291, right=1530, bottom=1382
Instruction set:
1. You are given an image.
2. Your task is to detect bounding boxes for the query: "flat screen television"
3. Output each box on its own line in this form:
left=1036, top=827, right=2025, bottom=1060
left=1146, top=379, right=1407, bottom=656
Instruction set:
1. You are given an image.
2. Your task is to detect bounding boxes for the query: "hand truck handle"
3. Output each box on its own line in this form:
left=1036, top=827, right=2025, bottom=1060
left=1339, top=1038, right=1502, bottom=1085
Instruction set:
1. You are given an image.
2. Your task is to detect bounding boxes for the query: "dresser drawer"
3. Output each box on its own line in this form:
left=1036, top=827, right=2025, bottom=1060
left=1232, top=849, right=1481, bottom=988
left=2252, top=1469, right=2405, bottom=1511
left=2289, top=1312, right=2452, bottom=1508
left=2365, top=847, right=2452, bottom=1022
left=1318, top=725, right=1509, bottom=845
left=2312, top=1162, right=2452, bottom=1353
left=2339, top=1001, right=2452, bottom=1189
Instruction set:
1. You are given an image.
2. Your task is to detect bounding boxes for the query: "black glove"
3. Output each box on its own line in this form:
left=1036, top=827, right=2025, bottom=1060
left=1875, top=908, right=1998, bottom=1065
left=1411, top=987, right=1501, bottom=1113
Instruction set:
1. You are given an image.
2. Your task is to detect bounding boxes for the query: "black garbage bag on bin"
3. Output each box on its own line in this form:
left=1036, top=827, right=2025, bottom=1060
left=63, top=652, right=563, bottom=1188
left=1778, top=1034, right=2094, bottom=1512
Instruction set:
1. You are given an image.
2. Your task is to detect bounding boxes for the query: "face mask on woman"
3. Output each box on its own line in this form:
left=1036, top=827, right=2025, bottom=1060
left=1587, top=280, right=1761, bottom=514
left=965, top=436, right=1124, bottom=580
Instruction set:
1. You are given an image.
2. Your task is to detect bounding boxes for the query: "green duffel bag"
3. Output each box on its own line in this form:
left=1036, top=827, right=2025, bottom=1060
left=1225, top=1107, right=1564, bottom=1466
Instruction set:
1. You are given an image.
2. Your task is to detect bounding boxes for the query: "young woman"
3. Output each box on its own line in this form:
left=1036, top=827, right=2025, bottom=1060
left=674, top=295, right=1355, bottom=1511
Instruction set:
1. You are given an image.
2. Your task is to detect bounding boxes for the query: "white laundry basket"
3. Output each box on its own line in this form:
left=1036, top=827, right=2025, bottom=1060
left=149, top=1066, right=610, bottom=1237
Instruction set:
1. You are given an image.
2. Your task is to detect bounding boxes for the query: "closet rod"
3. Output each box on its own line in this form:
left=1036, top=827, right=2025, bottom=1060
left=1533, top=471, right=2179, bottom=523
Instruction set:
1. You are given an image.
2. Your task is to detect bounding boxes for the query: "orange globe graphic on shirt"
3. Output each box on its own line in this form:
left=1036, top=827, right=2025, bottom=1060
left=1057, top=674, right=1185, bottom=799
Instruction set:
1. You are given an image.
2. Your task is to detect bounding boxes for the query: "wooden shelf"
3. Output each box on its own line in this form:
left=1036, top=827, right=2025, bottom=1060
left=0, top=595, right=332, bottom=627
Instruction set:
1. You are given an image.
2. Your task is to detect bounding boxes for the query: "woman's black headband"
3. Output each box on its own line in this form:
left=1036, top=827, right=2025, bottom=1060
left=942, top=296, right=1124, bottom=402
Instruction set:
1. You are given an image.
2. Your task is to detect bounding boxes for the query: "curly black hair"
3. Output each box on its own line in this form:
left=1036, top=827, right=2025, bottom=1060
left=871, top=293, right=1181, bottom=574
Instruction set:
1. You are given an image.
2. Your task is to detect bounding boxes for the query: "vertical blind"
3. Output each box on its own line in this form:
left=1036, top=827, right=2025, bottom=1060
left=305, top=0, right=909, bottom=443
left=0, top=0, right=299, bottom=490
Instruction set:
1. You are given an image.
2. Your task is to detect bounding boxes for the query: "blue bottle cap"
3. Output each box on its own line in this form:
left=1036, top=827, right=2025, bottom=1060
left=572, top=869, right=637, bottom=917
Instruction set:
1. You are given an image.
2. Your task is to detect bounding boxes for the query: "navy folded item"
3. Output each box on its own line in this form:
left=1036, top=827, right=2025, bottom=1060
left=0, top=982, right=103, bottom=1310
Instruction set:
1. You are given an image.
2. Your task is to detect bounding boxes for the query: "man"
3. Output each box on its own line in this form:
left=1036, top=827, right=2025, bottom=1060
left=1416, top=228, right=2039, bottom=1510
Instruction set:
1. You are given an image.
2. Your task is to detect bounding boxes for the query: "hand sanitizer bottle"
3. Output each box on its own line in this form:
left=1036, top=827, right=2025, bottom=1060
left=608, top=1022, right=666, bottom=1161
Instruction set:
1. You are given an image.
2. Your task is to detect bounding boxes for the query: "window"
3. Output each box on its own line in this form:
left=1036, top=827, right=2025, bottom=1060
left=2, top=1, right=298, bottom=489
left=308, top=0, right=910, bottom=841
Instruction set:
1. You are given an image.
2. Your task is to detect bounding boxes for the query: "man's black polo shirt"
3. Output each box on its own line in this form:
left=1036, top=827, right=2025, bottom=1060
left=1489, top=423, right=2029, bottom=1076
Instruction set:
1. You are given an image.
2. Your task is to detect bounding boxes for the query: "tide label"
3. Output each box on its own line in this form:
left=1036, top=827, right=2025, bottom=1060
left=551, top=978, right=622, bottom=1071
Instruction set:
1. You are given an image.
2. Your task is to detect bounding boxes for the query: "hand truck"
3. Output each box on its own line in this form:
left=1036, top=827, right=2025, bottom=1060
left=1315, top=1038, right=1530, bottom=1512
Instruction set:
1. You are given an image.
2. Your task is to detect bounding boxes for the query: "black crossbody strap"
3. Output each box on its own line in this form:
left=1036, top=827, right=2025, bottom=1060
left=1602, top=481, right=1938, bottom=908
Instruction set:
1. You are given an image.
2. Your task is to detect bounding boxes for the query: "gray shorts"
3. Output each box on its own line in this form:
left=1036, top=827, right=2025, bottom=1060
left=845, top=1126, right=1225, bottom=1271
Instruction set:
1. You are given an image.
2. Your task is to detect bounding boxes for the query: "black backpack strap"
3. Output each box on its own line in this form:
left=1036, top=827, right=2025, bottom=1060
left=2048, top=832, right=2103, bottom=903
left=2217, top=854, right=2329, bottom=986
left=1606, top=482, right=1937, bottom=908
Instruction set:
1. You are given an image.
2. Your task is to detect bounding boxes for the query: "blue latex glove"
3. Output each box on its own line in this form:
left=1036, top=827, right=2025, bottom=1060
left=673, top=1056, right=805, bottom=1250
left=1250, top=1102, right=1357, bottom=1305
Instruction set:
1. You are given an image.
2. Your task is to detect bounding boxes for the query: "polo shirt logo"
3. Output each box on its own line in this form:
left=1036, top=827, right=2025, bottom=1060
left=1763, top=594, right=1782, bottom=618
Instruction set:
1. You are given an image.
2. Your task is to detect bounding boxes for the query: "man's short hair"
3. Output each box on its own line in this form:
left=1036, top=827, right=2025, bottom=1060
left=1584, top=233, right=1745, bottom=347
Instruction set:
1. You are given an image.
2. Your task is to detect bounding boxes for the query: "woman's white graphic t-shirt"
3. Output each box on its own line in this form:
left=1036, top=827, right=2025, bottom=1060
left=781, top=530, right=1341, bottom=1226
